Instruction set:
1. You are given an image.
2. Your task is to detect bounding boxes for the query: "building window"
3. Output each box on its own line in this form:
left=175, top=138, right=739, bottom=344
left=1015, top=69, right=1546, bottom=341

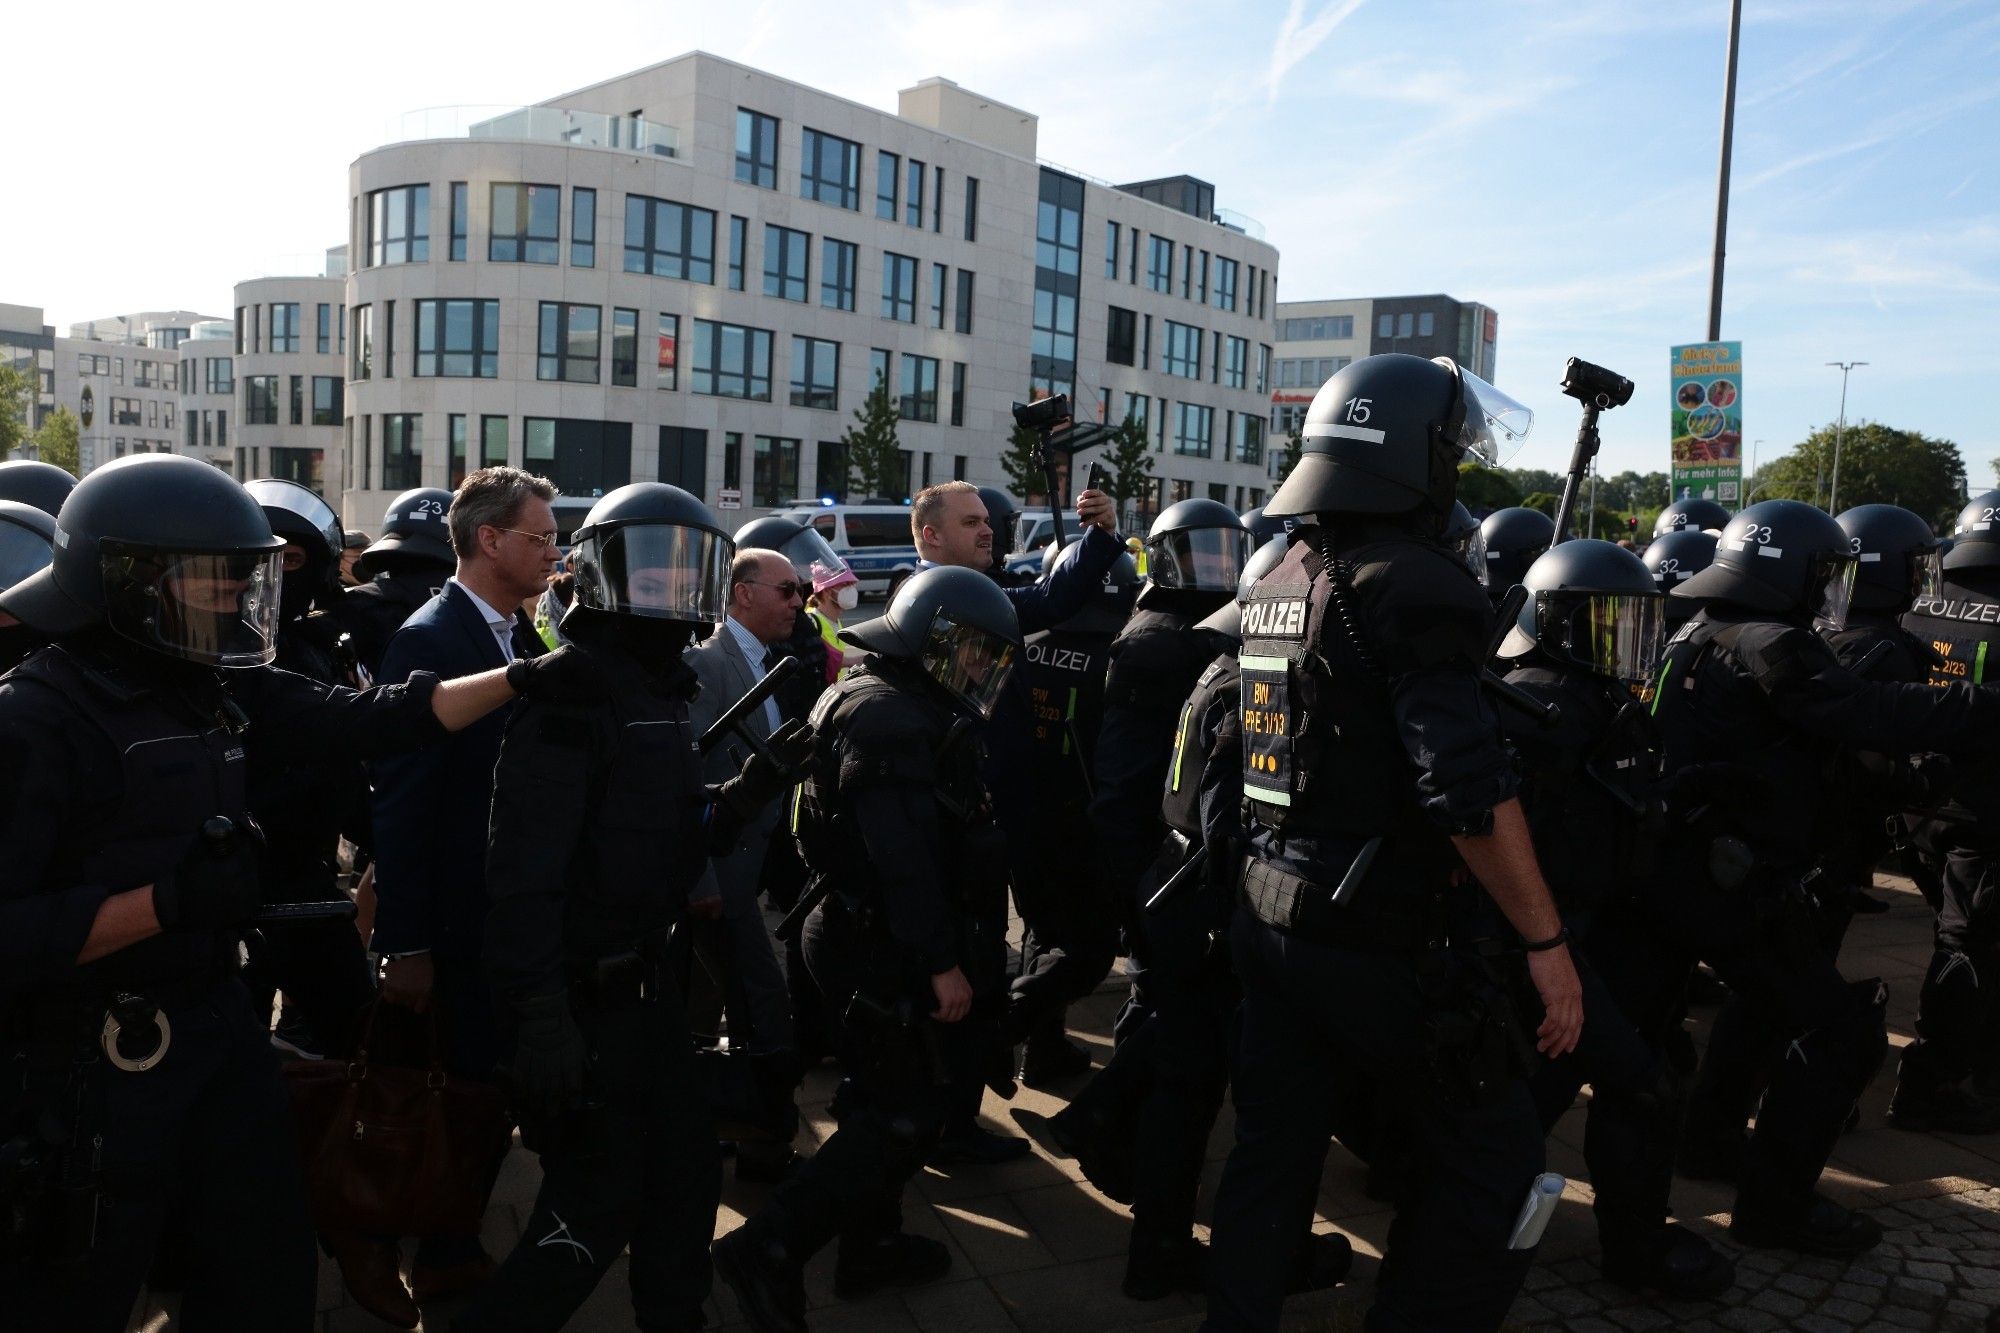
left=1163, top=321, right=1203, bottom=379
left=821, top=237, right=857, bottom=310
left=659, top=426, right=707, bottom=493
left=269, top=303, right=300, bottom=353
left=526, top=417, right=554, bottom=475
left=1224, top=335, right=1248, bottom=390
left=963, top=176, right=979, bottom=242
left=449, top=414, right=468, bottom=489
left=1257, top=343, right=1271, bottom=394
left=735, top=109, right=779, bottom=188
left=905, top=158, right=925, bottom=228
left=930, top=263, right=947, bottom=329
left=723, top=431, right=742, bottom=492
left=489, top=182, right=560, bottom=264
left=764, top=225, right=810, bottom=302
left=481, top=415, right=508, bottom=467
left=338, top=304, right=345, bottom=355
left=1197, top=251, right=1210, bottom=303
left=1233, top=413, right=1265, bottom=465
left=752, top=435, right=800, bottom=508
left=727, top=216, right=748, bottom=291
left=413, top=299, right=499, bottom=378
left=875, top=151, right=899, bottom=220
left=316, top=303, right=332, bottom=353
left=537, top=302, right=601, bottom=383
left=1125, top=392, right=1149, bottom=428
left=449, top=182, right=468, bottom=261
left=206, top=357, right=233, bottom=394
left=882, top=252, right=917, bottom=323
left=1213, top=257, right=1239, bottom=312
left=571, top=188, right=596, bottom=267
left=367, top=185, right=430, bottom=266
left=1142, top=314, right=1152, bottom=370
left=311, top=376, right=343, bottom=427
left=898, top=355, right=939, bottom=423
left=234, top=307, right=244, bottom=354
left=799, top=128, right=861, bottom=209
left=950, top=361, right=967, bottom=428
left=869, top=348, right=891, bottom=396
left=1418, top=311, right=1435, bottom=337
left=623, top=194, right=716, bottom=282
left=611, top=308, right=638, bottom=387
left=955, top=270, right=975, bottom=335
left=289, top=375, right=303, bottom=426
left=790, top=336, right=839, bottom=410
left=1175, top=402, right=1213, bottom=457
left=1149, top=236, right=1172, bottom=293
left=1105, top=221, right=1119, bottom=279
left=1032, top=168, right=1084, bottom=402
left=1183, top=244, right=1194, bottom=299
left=1106, top=306, right=1137, bottom=367
left=245, top=376, right=279, bottom=426
left=933, top=165, right=943, bottom=231
left=1129, top=230, right=1140, bottom=284
left=691, top=320, right=774, bottom=401
left=655, top=313, right=679, bottom=390
left=383, top=300, right=395, bottom=379
left=382, top=414, right=422, bottom=489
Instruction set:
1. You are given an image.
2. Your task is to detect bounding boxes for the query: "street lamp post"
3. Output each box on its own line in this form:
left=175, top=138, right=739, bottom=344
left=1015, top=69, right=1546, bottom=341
left=1826, top=361, right=1868, bottom=513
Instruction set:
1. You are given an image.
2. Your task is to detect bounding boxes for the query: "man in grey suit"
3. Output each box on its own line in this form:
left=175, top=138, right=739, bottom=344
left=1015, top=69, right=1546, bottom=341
left=687, top=548, right=808, bottom=1173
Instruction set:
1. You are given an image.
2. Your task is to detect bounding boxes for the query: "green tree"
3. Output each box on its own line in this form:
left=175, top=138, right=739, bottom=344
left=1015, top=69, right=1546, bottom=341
left=1521, top=491, right=1559, bottom=519
left=1456, top=462, right=1522, bottom=513
left=1272, top=432, right=1302, bottom=486
left=33, top=405, right=78, bottom=475
left=0, top=365, right=34, bottom=462
left=1100, top=416, right=1155, bottom=513
left=1001, top=422, right=1047, bottom=501
left=1755, top=421, right=1966, bottom=528
left=841, top=373, right=904, bottom=501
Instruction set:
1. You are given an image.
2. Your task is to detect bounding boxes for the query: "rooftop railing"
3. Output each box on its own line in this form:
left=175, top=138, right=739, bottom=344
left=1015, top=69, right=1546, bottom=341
left=383, top=105, right=680, bottom=158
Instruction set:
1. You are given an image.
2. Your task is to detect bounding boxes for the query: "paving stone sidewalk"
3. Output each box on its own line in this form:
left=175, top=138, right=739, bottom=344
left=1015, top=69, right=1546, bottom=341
left=135, top=874, right=2000, bottom=1331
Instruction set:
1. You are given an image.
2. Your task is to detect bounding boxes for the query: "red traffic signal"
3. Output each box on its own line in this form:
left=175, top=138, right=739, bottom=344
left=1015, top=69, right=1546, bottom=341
left=1626, top=516, right=1639, bottom=531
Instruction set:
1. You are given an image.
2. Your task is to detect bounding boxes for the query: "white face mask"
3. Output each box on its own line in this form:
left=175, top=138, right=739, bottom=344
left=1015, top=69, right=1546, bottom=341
left=836, top=585, right=859, bottom=611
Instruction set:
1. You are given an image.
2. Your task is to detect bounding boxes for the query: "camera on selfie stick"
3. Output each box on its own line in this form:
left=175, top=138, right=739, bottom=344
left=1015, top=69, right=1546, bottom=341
left=1551, top=357, right=1634, bottom=543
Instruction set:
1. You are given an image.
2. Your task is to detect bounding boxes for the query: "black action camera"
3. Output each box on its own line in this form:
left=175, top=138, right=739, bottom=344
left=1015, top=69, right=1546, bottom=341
left=1012, top=394, right=1072, bottom=433
left=1560, top=358, right=1634, bottom=411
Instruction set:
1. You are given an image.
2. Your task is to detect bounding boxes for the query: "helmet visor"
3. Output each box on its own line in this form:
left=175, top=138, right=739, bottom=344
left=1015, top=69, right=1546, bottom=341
left=101, top=540, right=283, bottom=667
left=574, top=523, right=732, bottom=624
left=1540, top=590, right=1666, bottom=684
left=920, top=611, right=1018, bottom=720
left=1147, top=526, right=1249, bottom=592
left=1442, top=361, right=1533, bottom=467
left=0, top=519, right=53, bottom=590
left=1461, top=523, right=1489, bottom=583
left=1912, top=547, right=1946, bottom=603
left=1808, top=550, right=1859, bottom=634
left=757, top=526, right=852, bottom=588
left=247, top=479, right=342, bottom=560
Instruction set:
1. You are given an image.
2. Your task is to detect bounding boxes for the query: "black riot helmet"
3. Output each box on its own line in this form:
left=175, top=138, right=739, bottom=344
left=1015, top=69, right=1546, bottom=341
left=1197, top=533, right=1293, bottom=641
left=0, top=454, right=282, bottom=667
left=567, top=483, right=733, bottom=628
left=1266, top=353, right=1532, bottom=522
left=0, top=459, right=77, bottom=518
left=1676, top=499, right=1857, bottom=629
left=842, top=564, right=1022, bottom=720
left=355, top=486, right=456, bottom=580
left=1041, top=540, right=1142, bottom=633
left=1836, top=503, right=1941, bottom=613
left=1479, top=506, right=1556, bottom=592
left=1498, top=539, right=1665, bottom=684
left=976, top=487, right=1021, bottom=563
left=245, top=478, right=344, bottom=618
left=0, top=501, right=56, bottom=591
left=734, top=513, right=853, bottom=589
left=1654, top=498, right=1730, bottom=537
left=1944, top=491, right=2000, bottom=572
left=1145, top=498, right=1249, bottom=592
left=1442, top=501, right=1485, bottom=576
left=1641, top=529, right=1717, bottom=597
left=1240, top=506, right=1291, bottom=547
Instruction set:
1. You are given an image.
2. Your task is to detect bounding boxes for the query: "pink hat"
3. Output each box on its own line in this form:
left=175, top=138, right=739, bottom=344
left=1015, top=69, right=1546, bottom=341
left=812, top=560, right=859, bottom=595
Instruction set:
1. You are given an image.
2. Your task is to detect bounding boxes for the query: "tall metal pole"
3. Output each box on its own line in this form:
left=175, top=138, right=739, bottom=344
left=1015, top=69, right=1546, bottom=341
left=1707, top=0, right=1743, bottom=341
left=1826, top=361, right=1867, bottom=514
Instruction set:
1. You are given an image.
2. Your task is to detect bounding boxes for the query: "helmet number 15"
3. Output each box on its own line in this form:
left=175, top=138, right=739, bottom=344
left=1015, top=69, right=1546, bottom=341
left=1343, top=398, right=1373, bottom=424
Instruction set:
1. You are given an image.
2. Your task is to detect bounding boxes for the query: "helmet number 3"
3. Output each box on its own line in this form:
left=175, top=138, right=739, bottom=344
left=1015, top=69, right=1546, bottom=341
left=1342, top=398, right=1373, bottom=424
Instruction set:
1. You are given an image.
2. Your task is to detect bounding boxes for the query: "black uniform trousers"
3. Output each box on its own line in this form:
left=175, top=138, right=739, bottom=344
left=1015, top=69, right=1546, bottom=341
left=1902, top=816, right=2000, bottom=1095
left=1009, top=803, right=1120, bottom=1044
left=1203, top=915, right=1543, bottom=1333
left=10, top=978, right=316, bottom=1333
left=458, top=977, right=720, bottom=1332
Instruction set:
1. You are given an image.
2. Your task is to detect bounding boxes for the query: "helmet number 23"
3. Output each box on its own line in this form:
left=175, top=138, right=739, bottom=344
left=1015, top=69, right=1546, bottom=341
left=1748, top=525, right=1773, bottom=545
left=1342, top=398, right=1373, bottom=424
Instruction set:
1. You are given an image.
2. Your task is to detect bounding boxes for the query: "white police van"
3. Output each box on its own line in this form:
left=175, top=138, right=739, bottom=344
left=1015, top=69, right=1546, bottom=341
left=767, top=503, right=919, bottom=598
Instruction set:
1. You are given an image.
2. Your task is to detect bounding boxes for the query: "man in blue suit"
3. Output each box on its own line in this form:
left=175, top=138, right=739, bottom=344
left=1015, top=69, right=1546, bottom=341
left=332, top=467, right=559, bottom=1326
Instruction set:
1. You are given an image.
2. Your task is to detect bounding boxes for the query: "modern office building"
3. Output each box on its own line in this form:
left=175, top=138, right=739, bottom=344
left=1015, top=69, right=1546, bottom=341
left=51, top=311, right=218, bottom=474
left=231, top=268, right=347, bottom=492
left=176, top=319, right=237, bottom=472
left=0, top=304, right=58, bottom=447
left=338, top=52, right=1281, bottom=531
left=1269, top=294, right=1498, bottom=440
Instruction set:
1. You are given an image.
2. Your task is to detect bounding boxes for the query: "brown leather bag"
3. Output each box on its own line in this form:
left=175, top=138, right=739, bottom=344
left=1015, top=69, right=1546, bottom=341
left=285, top=1002, right=512, bottom=1236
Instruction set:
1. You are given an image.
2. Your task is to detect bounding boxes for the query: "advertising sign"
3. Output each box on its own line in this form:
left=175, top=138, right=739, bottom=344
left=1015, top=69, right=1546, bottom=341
left=1669, top=341, right=1742, bottom=506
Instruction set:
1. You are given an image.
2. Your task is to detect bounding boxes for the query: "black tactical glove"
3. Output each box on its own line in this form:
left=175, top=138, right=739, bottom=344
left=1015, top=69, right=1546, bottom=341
left=506, top=645, right=601, bottom=702
left=715, top=720, right=815, bottom=821
left=507, top=992, right=589, bottom=1122
left=153, top=820, right=263, bottom=931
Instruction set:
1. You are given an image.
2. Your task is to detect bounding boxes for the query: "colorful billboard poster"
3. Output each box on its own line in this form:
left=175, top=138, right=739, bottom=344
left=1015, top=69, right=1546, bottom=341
left=1669, top=341, right=1743, bottom=507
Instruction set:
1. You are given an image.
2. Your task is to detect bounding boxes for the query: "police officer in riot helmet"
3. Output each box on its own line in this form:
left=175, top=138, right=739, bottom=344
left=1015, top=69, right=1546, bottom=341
left=1007, top=542, right=1143, bottom=1083
left=0, top=501, right=57, bottom=671
left=1655, top=497, right=1730, bottom=537
left=1654, top=499, right=2000, bottom=1252
left=0, top=458, right=77, bottom=518
left=734, top=513, right=856, bottom=718
left=1894, top=491, right=2000, bottom=1133
left=1240, top=505, right=1290, bottom=549
left=1203, top=353, right=1582, bottom=1333
left=976, top=486, right=1023, bottom=577
left=713, top=566, right=1021, bottom=1331
left=462, top=483, right=802, bottom=1332
left=1494, top=539, right=1735, bottom=1298
left=1479, top=505, right=1555, bottom=606
left=1442, top=499, right=1485, bottom=577
left=0, top=455, right=579, bottom=1330
left=339, top=486, right=458, bottom=678
left=1642, top=529, right=1718, bottom=630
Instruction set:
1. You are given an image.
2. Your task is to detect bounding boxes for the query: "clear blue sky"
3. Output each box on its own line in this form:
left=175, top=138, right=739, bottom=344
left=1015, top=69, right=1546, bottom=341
left=2, top=0, right=1994, bottom=484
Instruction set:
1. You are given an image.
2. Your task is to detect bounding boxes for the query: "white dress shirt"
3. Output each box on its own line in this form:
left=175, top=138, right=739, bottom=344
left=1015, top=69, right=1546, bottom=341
left=722, top=613, right=784, bottom=735
left=450, top=576, right=519, bottom=665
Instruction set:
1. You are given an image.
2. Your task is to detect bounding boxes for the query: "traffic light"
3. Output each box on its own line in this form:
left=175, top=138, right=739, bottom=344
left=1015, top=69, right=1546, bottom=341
left=1627, top=515, right=1639, bottom=532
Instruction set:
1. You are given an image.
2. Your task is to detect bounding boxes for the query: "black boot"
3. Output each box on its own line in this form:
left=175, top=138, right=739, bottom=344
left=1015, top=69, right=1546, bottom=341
left=711, top=1225, right=807, bottom=1333
left=1123, top=1236, right=1207, bottom=1301
left=1601, top=1223, right=1736, bottom=1300
left=1731, top=1194, right=1882, bottom=1257
left=832, top=1233, right=952, bottom=1299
